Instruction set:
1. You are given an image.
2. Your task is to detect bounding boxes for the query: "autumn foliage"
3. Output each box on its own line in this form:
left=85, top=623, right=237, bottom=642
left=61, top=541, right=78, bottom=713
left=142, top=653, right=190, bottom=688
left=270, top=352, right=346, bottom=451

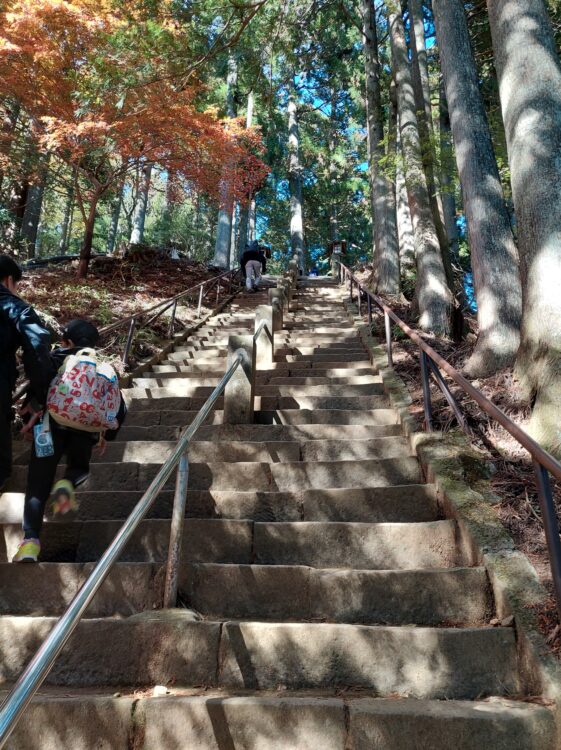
left=0, top=0, right=269, bottom=276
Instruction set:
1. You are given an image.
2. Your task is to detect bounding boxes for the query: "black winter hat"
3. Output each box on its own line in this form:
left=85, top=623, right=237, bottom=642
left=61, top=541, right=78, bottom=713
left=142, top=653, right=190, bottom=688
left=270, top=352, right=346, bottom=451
left=62, top=319, right=100, bottom=347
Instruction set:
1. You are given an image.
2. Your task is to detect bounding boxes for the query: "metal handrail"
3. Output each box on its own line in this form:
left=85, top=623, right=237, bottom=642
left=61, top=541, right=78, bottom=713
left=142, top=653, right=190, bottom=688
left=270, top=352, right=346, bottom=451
left=0, top=353, right=244, bottom=748
left=338, top=261, right=561, bottom=622
left=254, top=319, right=267, bottom=341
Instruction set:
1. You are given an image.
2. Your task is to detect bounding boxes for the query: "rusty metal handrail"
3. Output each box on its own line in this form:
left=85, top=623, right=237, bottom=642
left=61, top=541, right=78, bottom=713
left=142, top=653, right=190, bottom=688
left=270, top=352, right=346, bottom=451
left=338, top=261, right=561, bottom=622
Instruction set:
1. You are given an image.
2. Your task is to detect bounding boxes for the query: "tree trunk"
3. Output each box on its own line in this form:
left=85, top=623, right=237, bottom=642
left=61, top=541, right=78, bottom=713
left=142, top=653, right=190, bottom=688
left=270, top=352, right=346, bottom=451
left=236, top=92, right=255, bottom=261
left=438, top=78, right=459, bottom=260
left=362, top=0, right=400, bottom=294
left=288, top=89, right=305, bottom=273
left=212, top=55, right=238, bottom=268
left=408, top=0, right=450, bottom=271
left=77, top=195, right=99, bottom=279
left=107, top=178, right=124, bottom=254
left=248, top=196, right=256, bottom=242
left=59, top=183, right=74, bottom=254
left=396, top=130, right=416, bottom=278
left=20, top=183, right=44, bottom=259
left=389, top=8, right=453, bottom=335
left=486, top=0, right=561, bottom=452
left=434, top=0, right=521, bottom=375
left=130, top=163, right=152, bottom=244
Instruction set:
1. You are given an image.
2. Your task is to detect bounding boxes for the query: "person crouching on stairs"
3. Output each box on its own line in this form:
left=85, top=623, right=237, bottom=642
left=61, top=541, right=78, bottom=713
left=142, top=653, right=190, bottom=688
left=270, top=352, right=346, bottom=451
left=13, top=320, right=127, bottom=563
left=241, top=241, right=267, bottom=292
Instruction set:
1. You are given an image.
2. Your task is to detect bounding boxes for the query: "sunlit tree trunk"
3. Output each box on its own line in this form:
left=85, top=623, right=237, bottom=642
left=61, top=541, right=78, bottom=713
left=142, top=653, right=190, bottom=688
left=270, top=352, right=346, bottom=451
left=130, top=163, right=152, bottom=245
left=212, top=55, right=238, bottom=268
left=438, top=79, right=459, bottom=260
left=389, top=7, right=453, bottom=335
left=396, top=130, right=415, bottom=278
left=288, top=88, right=305, bottom=273
left=434, top=0, right=521, bottom=375
left=487, top=0, right=561, bottom=452
left=362, top=0, right=400, bottom=294
left=77, top=192, right=100, bottom=279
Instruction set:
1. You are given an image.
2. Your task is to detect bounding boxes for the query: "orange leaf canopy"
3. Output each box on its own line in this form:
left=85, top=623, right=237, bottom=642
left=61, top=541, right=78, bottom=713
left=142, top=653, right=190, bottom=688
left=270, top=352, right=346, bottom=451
left=0, top=0, right=269, bottom=205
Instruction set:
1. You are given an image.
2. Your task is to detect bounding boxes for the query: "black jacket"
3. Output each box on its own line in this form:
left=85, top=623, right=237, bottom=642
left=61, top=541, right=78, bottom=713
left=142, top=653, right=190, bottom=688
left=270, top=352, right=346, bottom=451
left=0, top=284, right=53, bottom=412
left=241, top=249, right=267, bottom=274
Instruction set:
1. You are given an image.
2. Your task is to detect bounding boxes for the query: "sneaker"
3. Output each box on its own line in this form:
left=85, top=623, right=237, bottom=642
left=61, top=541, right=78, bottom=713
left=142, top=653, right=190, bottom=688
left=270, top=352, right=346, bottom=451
left=50, top=479, right=79, bottom=517
left=12, top=538, right=41, bottom=563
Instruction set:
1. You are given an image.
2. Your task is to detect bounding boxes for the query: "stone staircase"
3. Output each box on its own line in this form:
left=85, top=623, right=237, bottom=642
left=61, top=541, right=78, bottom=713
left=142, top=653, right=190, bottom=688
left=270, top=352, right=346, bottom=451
left=0, top=278, right=555, bottom=749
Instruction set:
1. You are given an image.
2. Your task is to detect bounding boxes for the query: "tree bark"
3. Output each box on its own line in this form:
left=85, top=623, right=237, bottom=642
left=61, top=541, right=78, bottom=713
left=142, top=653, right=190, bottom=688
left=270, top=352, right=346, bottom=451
left=389, top=7, right=453, bottom=335
left=408, top=0, right=451, bottom=274
left=362, top=0, right=400, bottom=294
left=487, top=0, right=561, bottom=452
left=396, top=129, right=416, bottom=278
left=107, top=178, right=124, bottom=255
left=20, top=183, right=44, bottom=259
left=438, top=78, right=459, bottom=260
left=59, top=183, right=74, bottom=255
left=434, top=0, right=521, bottom=376
left=237, top=92, right=255, bottom=261
left=212, top=55, right=238, bottom=268
left=77, top=194, right=99, bottom=279
left=288, top=89, right=305, bottom=273
left=130, top=163, right=152, bottom=245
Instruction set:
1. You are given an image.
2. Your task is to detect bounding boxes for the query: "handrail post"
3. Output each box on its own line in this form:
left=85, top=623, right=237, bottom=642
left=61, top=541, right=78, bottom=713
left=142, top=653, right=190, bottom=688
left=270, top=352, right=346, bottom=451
left=384, top=311, right=393, bottom=367
left=420, top=350, right=433, bottom=432
left=122, top=318, right=136, bottom=366
left=163, top=452, right=189, bottom=608
left=255, top=306, right=274, bottom=369
left=350, top=277, right=353, bottom=303
left=216, top=281, right=221, bottom=305
left=197, top=284, right=204, bottom=317
left=224, top=335, right=256, bottom=424
left=168, top=300, right=178, bottom=339
left=534, top=463, right=561, bottom=624
left=367, top=295, right=372, bottom=326
left=357, top=284, right=362, bottom=316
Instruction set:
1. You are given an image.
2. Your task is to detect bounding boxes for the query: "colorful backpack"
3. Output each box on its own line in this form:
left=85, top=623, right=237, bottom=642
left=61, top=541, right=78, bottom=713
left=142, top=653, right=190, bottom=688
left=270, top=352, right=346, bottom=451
left=47, top=349, right=121, bottom=432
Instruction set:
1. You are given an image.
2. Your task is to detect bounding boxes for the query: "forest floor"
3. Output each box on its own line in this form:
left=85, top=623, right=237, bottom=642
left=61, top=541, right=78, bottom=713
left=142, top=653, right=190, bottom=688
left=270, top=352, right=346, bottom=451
left=20, top=254, right=232, bottom=369
left=354, top=266, right=561, bottom=656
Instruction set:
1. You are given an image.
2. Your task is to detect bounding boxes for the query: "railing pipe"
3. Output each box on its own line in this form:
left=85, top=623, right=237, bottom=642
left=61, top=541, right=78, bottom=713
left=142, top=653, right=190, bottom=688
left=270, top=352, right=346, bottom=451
left=168, top=300, right=178, bottom=339
left=384, top=311, right=393, bottom=368
left=427, top=359, right=469, bottom=435
left=163, top=452, right=189, bottom=608
left=122, top=318, right=136, bottom=366
left=0, top=354, right=243, bottom=748
left=197, top=284, right=204, bottom=318
left=419, top=350, right=433, bottom=432
left=534, top=463, right=561, bottom=623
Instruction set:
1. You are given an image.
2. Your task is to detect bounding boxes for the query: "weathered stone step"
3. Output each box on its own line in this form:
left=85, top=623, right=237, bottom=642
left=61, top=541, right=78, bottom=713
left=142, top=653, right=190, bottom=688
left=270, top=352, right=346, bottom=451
left=182, top=564, right=491, bottom=625
left=267, top=375, right=379, bottom=386
left=255, top=383, right=385, bottom=396
left=118, top=422, right=404, bottom=442
left=0, top=484, right=437, bottom=523
left=14, top=694, right=548, bottom=750
left=56, top=436, right=409, bottom=464
left=285, top=354, right=371, bottom=363
left=256, top=409, right=398, bottom=426
left=0, top=518, right=453, bottom=567
left=277, top=346, right=367, bottom=357
left=129, top=382, right=385, bottom=399
left=252, top=520, right=463, bottom=569
left=256, top=396, right=390, bottom=411
left=0, top=616, right=518, bottom=697
left=0, top=562, right=489, bottom=624
left=0, top=562, right=163, bottom=616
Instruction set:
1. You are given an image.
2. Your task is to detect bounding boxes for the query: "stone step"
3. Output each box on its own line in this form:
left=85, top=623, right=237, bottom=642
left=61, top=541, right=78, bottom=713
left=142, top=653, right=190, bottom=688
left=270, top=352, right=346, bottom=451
left=0, top=484, right=438, bottom=523
left=267, top=375, right=380, bottom=385
left=277, top=347, right=367, bottom=357
left=285, top=354, right=371, bottom=363
left=12, top=694, right=550, bottom=750
left=118, top=423, right=404, bottom=442
left=182, top=563, right=491, bottom=625
left=0, top=616, right=518, bottom=697
left=58, top=436, right=410, bottom=464
left=0, top=518, right=455, bottom=567
left=0, top=562, right=489, bottom=625
left=256, top=396, right=390, bottom=411
left=256, top=409, right=398, bottom=426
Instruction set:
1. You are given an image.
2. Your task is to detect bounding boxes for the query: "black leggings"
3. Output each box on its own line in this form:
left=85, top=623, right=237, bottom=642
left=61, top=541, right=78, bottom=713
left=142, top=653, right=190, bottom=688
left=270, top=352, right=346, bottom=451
left=0, top=408, right=12, bottom=489
left=23, top=424, right=96, bottom=540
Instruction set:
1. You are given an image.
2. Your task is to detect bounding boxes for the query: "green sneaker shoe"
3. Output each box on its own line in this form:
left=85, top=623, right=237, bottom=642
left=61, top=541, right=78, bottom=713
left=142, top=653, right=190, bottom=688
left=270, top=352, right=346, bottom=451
left=12, top=538, right=41, bottom=563
left=50, top=479, right=79, bottom=517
